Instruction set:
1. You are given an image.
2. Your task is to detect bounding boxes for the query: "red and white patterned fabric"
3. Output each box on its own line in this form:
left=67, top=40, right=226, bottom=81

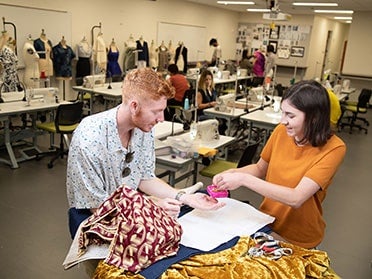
left=78, top=185, right=182, bottom=273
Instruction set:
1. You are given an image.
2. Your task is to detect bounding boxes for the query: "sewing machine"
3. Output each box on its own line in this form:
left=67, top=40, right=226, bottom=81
left=194, top=119, right=220, bottom=141
left=215, top=93, right=235, bottom=113
left=83, top=74, right=106, bottom=88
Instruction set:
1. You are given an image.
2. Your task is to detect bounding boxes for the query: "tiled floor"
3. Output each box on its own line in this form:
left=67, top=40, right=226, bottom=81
left=0, top=108, right=371, bottom=279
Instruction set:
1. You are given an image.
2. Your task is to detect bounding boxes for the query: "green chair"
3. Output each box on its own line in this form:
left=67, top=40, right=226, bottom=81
left=36, top=101, right=83, bottom=168
left=199, top=140, right=261, bottom=179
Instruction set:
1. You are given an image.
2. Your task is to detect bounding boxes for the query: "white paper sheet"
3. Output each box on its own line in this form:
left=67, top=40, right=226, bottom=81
left=177, top=198, right=275, bottom=251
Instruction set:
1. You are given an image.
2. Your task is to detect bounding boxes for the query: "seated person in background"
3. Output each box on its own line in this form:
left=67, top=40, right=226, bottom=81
left=164, top=63, right=190, bottom=121
left=213, top=80, right=346, bottom=249
left=239, top=49, right=253, bottom=74
left=197, top=69, right=227, bottom=135
left=326, top=88, right=342, bottom=131
left=66, top=68, right=224, bottom=240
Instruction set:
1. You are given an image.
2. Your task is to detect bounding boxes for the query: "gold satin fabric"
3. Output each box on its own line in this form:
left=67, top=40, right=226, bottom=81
left=93, top=236, right=340, bottom=279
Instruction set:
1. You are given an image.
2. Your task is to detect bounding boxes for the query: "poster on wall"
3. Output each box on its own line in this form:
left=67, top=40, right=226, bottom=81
left=269, top=26, right=280, bottom=39
left=277, top=47, right=290, bottom=59
left=291, top=46, right=305, bottom=57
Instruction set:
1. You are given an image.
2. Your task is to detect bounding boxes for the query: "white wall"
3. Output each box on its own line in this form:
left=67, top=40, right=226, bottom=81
left=2, top=0, right=368, bottom=97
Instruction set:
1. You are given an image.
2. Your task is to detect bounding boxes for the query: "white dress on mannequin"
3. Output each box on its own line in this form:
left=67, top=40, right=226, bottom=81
left=23, top=39, right=40, bottom=88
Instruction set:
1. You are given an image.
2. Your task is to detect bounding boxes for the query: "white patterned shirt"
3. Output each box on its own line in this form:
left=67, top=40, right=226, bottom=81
left=66, top=105, right=156, bottom=209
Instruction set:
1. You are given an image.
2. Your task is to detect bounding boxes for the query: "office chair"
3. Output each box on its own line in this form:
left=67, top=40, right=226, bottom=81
left=199, top=140, right=261, bottom=179
left=36, top=101, right=84, bottom=168
left=339, top=88, right=371, bottom=134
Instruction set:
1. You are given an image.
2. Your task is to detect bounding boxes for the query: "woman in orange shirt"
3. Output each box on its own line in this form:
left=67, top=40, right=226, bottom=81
left=213, top=80, right=346, bottom=248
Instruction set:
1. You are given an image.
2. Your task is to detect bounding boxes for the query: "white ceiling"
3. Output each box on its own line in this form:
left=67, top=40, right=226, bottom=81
left=185, top=0, right=372, bottom=15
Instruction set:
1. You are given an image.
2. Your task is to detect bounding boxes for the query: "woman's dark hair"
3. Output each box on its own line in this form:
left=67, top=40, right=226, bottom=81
left=267, top=44, right=275, bottom=53
left=209, top=38, right=217, bottom=46
left=167, top=64, right=179, bottom=75
left=282, top=80, right=332, bottom=147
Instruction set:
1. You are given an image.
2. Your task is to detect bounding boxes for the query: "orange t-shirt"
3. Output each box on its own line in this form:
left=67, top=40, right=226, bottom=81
left=169, top=74, right=189, bottom=102
left=260, top=124, right=346, bottom=248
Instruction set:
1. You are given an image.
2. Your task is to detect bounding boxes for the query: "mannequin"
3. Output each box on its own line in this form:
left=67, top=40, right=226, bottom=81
left=149, top=40, right=158, bottom=69
left=0, top=31, right=20, bottom=92
left=157, top=40, right=168, bottom=71
left=168, top=40, right=175, bottom=64
left=75, top=36, right=92, bottom=81
left=106, top=38, right=122, bottom=78
left=52, top=36, right=76, bottom=78
left=123, top=34, right=137, bottom=72
left=136, top=35, right=149, bottom=68
left=23, top=35, right=40, bottom=88
left=175, top=41, right=188, bottom=73
left=33, top=29, right=54, bottom=78
left=93, top=31, right=107, bottom=74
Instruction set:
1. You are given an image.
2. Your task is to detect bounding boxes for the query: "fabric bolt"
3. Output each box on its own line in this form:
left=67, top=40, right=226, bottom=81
left=79, top=185, right=182, bottom=273
left=107, top=48, right=122, bottom=77
left=33, top=37, right=54, bottom=76
left=52, top=43, right=76, bottom=77
left=66, top=105, right=156, bottom=209
left=93, top=235, right=338, bottom=279
left=260, top=124, right=346, bottom=248
left=0, top=45, right=19, bottom=92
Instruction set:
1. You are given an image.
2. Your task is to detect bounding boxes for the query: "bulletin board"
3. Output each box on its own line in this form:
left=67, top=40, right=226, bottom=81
left=1, top=3, right=72, bottom=67
left=157, top=22, right=206, bottom=62
left=236, top=23, right=312, bottom=68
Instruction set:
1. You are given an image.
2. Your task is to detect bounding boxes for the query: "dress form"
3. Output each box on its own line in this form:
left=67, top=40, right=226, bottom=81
left=33, top=29, right=54, bottom=78
left=93, top=32, right=107, bottom=74
left=168, top=40, right=175, bottom=64
left=75, top=36, right=92, bottom=80
left=23, top=36, right=40, bottom=88
left=0, top=31, right=20, bottom=92
left=149, top=40, right=158, bottom=69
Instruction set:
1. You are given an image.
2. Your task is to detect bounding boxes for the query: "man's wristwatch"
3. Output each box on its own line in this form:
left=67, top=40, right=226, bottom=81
left=175, top=190, right=186, bottom=201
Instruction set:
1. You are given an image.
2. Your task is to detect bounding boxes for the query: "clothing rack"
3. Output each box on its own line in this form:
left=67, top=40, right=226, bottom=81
left=2, top=17, right=17, bottom=55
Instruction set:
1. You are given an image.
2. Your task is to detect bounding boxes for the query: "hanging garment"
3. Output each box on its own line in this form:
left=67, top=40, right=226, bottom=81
left=136, top=40, right=149, bottom=66
left=123, top=47, right=136, bottom=73
left=106, top=48, right=122, bottom=77
left=23, top=41, right=40, bottom=88
left=93, top=34, right=107, bottom=74
left=34, top=37, right=54, bottom=77
left=76, top=41, right=92, bottom=78
left=52, top=43, right=76, bottom=78
left=0, top=45, right=20, bottom=92
left=175, top=45, right=188, bottom=73
left=157, top=46, right=168, bottom=72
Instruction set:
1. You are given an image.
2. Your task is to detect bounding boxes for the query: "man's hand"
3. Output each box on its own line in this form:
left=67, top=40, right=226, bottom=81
left=181, top=192, right=225, bottom=210
left=152, top=198, right=182, bottom=219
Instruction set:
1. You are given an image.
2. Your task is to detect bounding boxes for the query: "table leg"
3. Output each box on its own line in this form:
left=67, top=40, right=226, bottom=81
left=3, top=118, right=19, bottom=168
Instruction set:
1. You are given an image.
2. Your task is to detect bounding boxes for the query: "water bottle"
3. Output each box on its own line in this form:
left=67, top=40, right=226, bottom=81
left=184, top=97, right=190, bottom=110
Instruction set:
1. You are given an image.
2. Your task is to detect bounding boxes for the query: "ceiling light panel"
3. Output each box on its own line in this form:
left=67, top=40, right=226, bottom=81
left=314, top=10, right=354, bottom=14
left=217, top=1, right=255, bottom=4
left=292, top=2, right=338, bottom=7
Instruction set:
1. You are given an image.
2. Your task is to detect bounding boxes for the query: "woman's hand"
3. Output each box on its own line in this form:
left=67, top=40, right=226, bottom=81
left=181, top=192, right=225, bottom=210
left=213, top=171, right=247, bottom=191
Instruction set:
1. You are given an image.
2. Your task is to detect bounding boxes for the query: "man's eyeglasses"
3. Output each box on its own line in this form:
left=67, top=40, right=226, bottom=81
left=122, top=151, right=134, bottom=178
